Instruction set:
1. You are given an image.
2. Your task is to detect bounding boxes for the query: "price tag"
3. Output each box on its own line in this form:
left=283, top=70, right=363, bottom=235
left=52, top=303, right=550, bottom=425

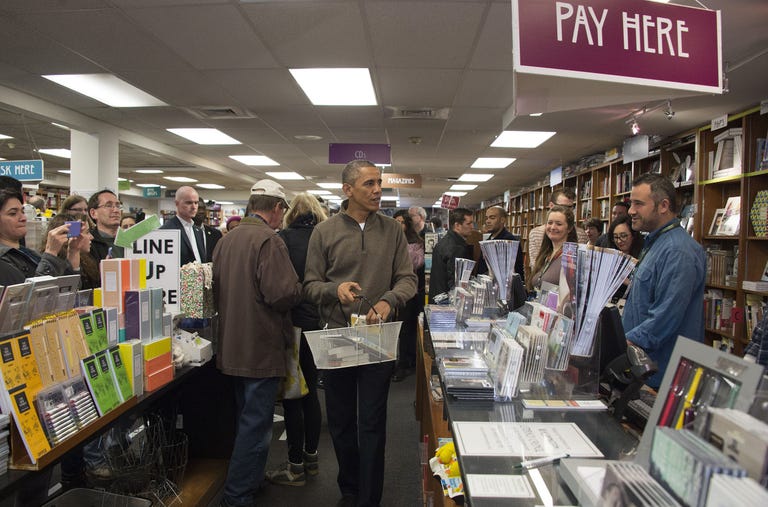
left=711, top=114, right=728, bottom=131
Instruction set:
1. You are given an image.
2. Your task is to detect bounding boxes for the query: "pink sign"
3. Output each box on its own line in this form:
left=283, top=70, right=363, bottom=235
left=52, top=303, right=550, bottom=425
left=512, top=0, right=722, bottom=93
left=441, top=194, right=461, bottom=210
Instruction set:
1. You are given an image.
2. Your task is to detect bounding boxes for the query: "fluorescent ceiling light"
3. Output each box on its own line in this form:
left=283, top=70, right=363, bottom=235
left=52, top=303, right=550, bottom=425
left=118, top=177, right=128, bottom=182
left=0, top=157, right=6, bottom=161
left=163, top=176, right=198, bottom=183
left=51, top=122, right=70, bottom=130
left=308, top=190, right=332, bottom=195
left=0, top=133, right=12, bottom=139
left=42, top=73, right=166, bottom=107
left=266, top=171, right=304, bottom=180
left=58, top=170, right=71, bottom=175
left=289, top=68, right=377, bottom=106
left=491, top=130, right=556, bottom=148
left=458, top=173, right=494, bottom=182
left=135, top=169, right=164, bottom=174
left=445, top=191, right=467, bottom=197
left=381, top=196, right=399, bottom=201
left=229, top=155, right=279, bottom=166
left=317, top=182, right=343, bottom=189
left=197, top=183, right=225, bottom=190
left=528, top=113, right=543, bottom=117
left=326, top=195, right=343, bottom=200
left=450, top=184, right=477, bottom=191
left=471, top=158, right=516, bottom=169
left=136, top=183, right=161, bottom=188
left=38, top=148, right=71, bottom=158
left=217, top=201, right=234, bottom=205
left=167, top=128, right=241, bottom=145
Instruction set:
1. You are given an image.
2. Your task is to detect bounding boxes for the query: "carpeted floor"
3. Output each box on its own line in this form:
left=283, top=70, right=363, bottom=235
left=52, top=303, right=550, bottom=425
left=209, top=370, right=423, bottom=506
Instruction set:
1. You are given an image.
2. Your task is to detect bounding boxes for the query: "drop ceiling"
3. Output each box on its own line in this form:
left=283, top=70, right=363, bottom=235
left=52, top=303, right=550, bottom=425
left=0, top=0, right=765, bottom=207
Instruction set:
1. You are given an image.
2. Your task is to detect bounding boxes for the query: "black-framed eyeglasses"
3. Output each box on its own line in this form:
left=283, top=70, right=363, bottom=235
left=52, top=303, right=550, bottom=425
left=613, top=233, right=630, bottom=241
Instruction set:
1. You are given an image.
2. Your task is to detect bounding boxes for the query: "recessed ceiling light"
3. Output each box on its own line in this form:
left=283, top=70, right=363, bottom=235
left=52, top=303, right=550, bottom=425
left=51, top=122, right=70, bottom=130
left=0, top=133, right=13, bottom=139
left=471, top=158, right=516, bottom=169
left=266, top=171, right=305, bottom=180
left=491, top=130, right=556, bottom=148
left=42, top=73, right=167, bottom=107
left=458, top=173, right=494, bottom=182
left=197, top=183, right=225, bottom=190
left=294, top=135, right=323, bottom=141
left=308, top=190, right=332, bottom=195
left=58, top=170, right=71, bottom=175
left=289, top=68, right=377, bottom=106
left=450, top=184, right=477, bottom=191
left=167, top=128, right=241, bottom=145
left=38, top=148, right=71, bottom=158
left=135, top=169, right=164, bottom=174
left=445, top=191, right=467, bottom=197
left=229, top=155, right=279, bottom=166
left=136, top=183, right=161, bottom=188
left=317, top=182, right=343, bottom=189
left=163, top=176, right=198, bottom=183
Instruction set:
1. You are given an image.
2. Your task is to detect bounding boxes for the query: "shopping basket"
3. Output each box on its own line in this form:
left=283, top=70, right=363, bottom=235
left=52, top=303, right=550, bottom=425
left=305, top=321, right=402, bottom=369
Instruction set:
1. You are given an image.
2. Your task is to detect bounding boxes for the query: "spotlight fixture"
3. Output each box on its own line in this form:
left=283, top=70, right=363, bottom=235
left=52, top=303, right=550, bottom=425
left=630, top=119, right=640, bottom=136
left=664, top=100, right=675, bottom=120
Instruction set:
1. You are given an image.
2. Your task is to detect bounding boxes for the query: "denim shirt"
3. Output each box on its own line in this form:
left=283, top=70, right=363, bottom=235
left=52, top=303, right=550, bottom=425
left=622, top=218, right=706, bottom=388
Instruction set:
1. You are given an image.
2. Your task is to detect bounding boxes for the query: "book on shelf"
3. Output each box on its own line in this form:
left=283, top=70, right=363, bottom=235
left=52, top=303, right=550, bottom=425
left=715, top=196, right=740, bottom=236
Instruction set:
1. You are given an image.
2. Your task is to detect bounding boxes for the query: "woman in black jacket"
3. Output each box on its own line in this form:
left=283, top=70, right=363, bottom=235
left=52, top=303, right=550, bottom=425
left=266, top=192, right=328, bottom=486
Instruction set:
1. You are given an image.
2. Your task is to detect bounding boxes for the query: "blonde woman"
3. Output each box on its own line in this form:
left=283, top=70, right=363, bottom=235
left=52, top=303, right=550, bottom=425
left=528, top=205, right=578, bottom=293
left=266, top=192, right=327, bottom=486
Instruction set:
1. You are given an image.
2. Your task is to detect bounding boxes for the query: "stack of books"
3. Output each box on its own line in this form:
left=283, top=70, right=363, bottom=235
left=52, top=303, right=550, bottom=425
left=742, top=280, right=768, bottom=291
left=438, top=352, right=494, bottom=400
left=0, top=414, right=9, bottom=475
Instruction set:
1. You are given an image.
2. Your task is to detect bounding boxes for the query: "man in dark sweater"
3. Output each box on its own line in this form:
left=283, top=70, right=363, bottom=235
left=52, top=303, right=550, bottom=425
left=476, top=205, right=524, bottom=284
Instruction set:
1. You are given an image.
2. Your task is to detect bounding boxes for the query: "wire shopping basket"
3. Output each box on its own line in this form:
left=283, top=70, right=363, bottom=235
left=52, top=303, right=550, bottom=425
left=305, top=321, right=402, bottom=369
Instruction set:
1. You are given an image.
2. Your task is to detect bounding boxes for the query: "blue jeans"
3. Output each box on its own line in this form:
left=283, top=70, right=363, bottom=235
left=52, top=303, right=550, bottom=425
left=222, top=376, right=280, bottom=506
left=325, top=361, right=394, bottom=507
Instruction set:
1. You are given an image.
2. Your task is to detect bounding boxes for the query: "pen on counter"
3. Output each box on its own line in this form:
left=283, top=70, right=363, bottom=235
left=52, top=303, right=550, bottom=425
left=514, top=453, right=570, bottom=470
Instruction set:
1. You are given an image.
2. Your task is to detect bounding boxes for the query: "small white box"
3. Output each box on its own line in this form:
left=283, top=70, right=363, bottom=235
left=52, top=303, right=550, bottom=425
left=175, top=331, right=212, bottom=365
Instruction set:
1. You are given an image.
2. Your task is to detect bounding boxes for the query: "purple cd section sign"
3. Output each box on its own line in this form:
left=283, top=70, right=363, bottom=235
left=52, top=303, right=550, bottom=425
left=329, top=144, right=391, bottom=165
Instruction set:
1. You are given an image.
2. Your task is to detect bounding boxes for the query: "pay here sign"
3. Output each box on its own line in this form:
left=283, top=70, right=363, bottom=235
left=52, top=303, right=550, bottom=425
left=512, top=0, right=722, bottom=93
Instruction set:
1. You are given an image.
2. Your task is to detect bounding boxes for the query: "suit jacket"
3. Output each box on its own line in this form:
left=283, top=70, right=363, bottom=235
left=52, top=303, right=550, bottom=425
left=203, top=225, right=222, bottom=262
left=160, top=216, right=207, bottom=266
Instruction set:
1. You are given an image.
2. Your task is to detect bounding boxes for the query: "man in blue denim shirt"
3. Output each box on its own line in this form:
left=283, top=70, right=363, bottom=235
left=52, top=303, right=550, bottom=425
left=623, top=173, right=706, bottom=389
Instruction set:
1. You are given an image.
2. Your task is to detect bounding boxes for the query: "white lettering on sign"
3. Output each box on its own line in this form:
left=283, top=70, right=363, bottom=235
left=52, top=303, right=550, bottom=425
left=554, top=2, right=691, bottom=58
left=622, top=12, right=688, bottom=57
left=386, top=177, right=415, bottom=185
left=556, top=2, right=606, bottom=46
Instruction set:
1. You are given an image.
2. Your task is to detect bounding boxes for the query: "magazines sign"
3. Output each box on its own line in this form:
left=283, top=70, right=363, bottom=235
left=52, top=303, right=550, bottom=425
left=382, top=173, right=421, bottom=189
left=512, top=0, right=722, bottom=93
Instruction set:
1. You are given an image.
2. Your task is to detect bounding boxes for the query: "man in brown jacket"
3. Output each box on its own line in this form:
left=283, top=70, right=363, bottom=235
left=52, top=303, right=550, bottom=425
left=213, top=179, right=302, bottom=507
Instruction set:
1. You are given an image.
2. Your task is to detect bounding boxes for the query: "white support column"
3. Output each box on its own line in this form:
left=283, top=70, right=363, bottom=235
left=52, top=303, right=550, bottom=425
left=70, top=129, right=119, bottom=198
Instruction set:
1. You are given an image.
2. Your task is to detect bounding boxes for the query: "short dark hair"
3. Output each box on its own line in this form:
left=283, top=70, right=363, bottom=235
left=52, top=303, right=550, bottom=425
left=632, top=172, right=677, bottom=213
left=341, top=159, right=378, bottom=186
left=0, top=176, right=22, bottom=194
left=0, top=189, right=24, bottom=210
left=247, top=194, right=282, bottom=214
left=613, top=201, right=629, bottom=211
left=430, top=216, right=442, bottom=229
left=87, top=189, right=117, bottom=211
left=584, top=217, right=602, bottom=233
left=550, top=188, right=576, bottom=204
left=449, top=208, right=472, bottom=228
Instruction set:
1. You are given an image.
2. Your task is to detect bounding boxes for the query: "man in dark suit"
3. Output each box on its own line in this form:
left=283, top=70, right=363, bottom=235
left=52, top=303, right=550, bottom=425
left=195, top=198, right=222, bottom=262
left=160, top=186, right=207, bottom=266
left=476, top=205, right=524, bottom=284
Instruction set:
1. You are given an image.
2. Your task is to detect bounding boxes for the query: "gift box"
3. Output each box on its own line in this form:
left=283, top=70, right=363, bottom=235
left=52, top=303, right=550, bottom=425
left=179, top=262, right=215, bottom=318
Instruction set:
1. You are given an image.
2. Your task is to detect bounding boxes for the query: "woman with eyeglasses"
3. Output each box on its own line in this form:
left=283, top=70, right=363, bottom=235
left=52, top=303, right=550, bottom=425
left=59, top=194, right=89, bottom=215
left=41, top=213, right=101, bottom=290
left=607, top=215, right=642, bottom=302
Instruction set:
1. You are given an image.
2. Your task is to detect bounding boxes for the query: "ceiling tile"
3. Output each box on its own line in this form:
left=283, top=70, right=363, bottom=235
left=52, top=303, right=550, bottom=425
left=201, top=69, right=308, bottom=108
left=377, top=68, right=461, bottom=106
left=454, top=70, right=514, bottom=108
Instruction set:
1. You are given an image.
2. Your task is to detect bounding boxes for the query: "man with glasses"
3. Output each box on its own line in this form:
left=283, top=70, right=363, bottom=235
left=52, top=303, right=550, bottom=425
left=160, top=186, right=207, bottom=266
left=429, top=207, right=475, bottom=303
left=527, top=188, right=588, bottom=270
left=88, top=189, right=124, bottom=261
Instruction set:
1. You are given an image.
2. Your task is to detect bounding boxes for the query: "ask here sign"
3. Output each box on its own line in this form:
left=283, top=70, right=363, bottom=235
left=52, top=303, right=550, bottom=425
left=512, top=0, right=722, bottom=93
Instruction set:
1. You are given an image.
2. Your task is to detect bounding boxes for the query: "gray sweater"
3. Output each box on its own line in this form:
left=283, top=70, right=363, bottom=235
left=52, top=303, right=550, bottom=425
left=304, top=206, right=417, bottom=328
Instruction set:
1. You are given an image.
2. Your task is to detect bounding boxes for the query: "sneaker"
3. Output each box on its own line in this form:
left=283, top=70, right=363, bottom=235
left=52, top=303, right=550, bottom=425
left=266, top=461, right=306, bottom=486
left=303, top=450, right=319, bottom=476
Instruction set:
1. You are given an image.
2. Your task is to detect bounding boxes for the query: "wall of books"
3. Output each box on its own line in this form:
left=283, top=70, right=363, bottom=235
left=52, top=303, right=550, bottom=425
left=501, top=106, right=767, bottom=356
